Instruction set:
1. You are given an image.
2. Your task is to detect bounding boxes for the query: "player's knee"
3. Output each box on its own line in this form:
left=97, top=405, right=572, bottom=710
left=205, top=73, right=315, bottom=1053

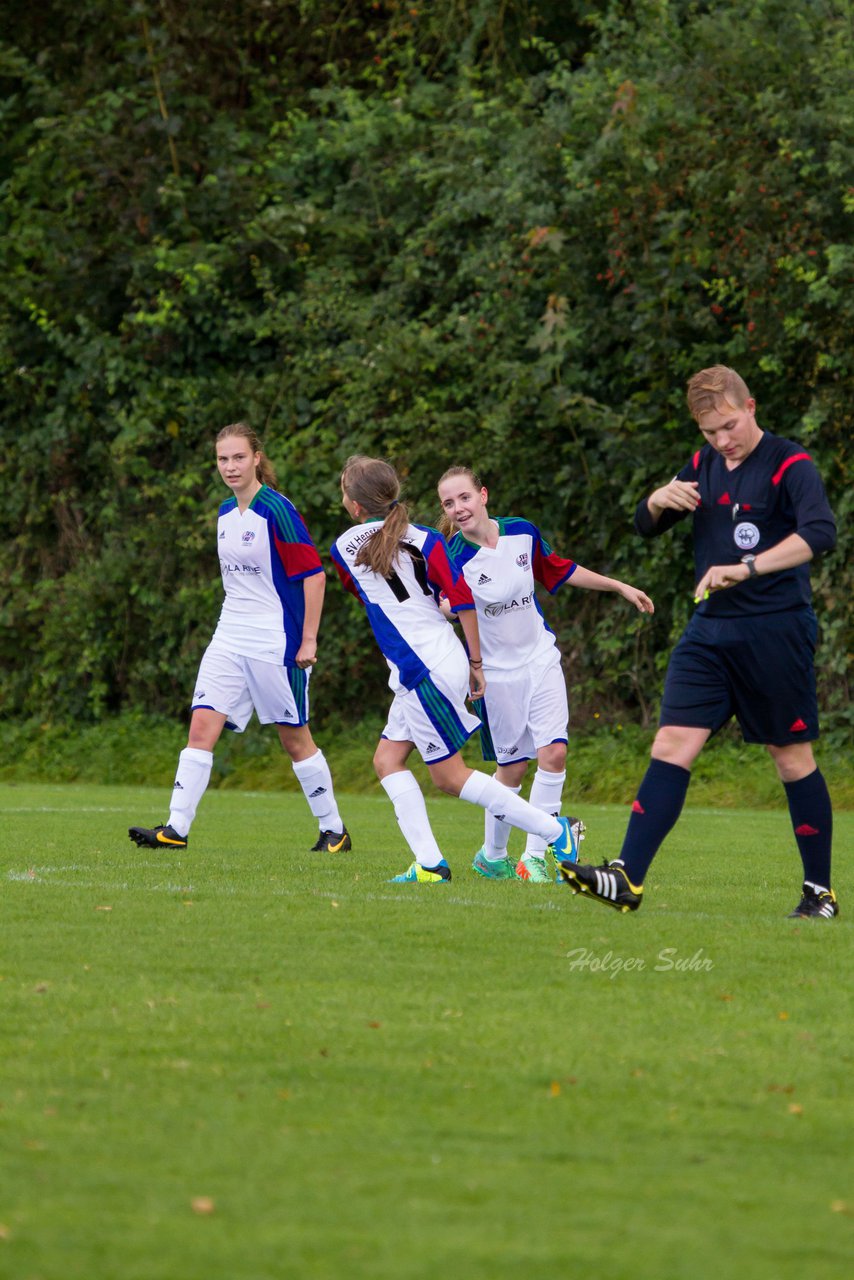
left=538, top=742, right=567, bottom=773
left=651, top=725, right=707, bottom=769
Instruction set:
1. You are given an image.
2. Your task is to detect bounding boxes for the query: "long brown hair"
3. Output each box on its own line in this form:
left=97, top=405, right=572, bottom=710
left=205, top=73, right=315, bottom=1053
left=341, top=455, right=411, bottom=579
left=436, top=464, right=485, bottom=540
left=216, top=422, right=277, bottom=487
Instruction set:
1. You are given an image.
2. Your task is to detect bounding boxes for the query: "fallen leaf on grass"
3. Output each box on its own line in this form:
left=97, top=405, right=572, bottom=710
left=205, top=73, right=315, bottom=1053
left=191, top=1197, right=215, bottom=1215
left=830, top=1201, right=853, bottom=1215
left=778, top=1011, right=789, bottom=1021
left=767, top=1084, right=795, bottom=1094
left=367, top=1020, right=381, bottom=1029
left=95, top=905, right=112, bottom=912
left=0, top=1224, right=10, bottom=1240
left=549, top=1081, right=561, bottom=1097
left=788, top=1103, right=803, bottom=1116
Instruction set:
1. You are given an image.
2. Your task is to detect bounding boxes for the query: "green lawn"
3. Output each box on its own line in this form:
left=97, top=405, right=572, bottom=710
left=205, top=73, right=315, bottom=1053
left=1, top=783, right=851, bottom=1279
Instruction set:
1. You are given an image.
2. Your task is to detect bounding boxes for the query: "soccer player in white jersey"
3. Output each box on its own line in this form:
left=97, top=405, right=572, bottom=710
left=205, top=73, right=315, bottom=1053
left=438, top=465, right=654, bottom=882
left=129, top=423, right=350, bottom=854
left=330, top=455, right=578, bottom=883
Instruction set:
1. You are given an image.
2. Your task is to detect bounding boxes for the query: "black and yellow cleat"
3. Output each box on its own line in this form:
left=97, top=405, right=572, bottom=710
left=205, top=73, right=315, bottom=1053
left=788, top=882, right=838, bottom=919
left=558, top=859, right=643, bottom=912
left=310, top=827, right=352, bottom=853
left=128, top=824, right=188, bottom=850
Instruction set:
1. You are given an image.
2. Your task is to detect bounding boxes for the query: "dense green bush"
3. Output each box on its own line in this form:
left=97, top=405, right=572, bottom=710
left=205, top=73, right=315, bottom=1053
left=1, top=1, right=850, bottom=738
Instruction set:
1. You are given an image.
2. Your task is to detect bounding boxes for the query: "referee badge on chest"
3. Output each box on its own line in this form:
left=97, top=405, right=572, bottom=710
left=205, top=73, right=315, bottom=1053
left=733, top=522, right=760, bottom=551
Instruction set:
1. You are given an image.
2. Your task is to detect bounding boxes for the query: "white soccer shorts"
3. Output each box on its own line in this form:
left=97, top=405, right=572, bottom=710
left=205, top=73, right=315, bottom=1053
left=382, top=646, right=481, bottom=765
left=191, top=640, right=310, bottom=730
left=478, top=650, right=568, bottom=765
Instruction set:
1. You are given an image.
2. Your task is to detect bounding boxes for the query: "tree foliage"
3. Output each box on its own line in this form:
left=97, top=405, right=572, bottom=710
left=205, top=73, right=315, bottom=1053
left=1, top=0, right=850, bottom=736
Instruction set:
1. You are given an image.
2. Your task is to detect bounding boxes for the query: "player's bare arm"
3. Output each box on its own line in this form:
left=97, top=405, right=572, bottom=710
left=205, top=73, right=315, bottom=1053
left=296, top=571, right=325, bottom=667
left=694, top=532, right=815, bottom=600
left=568, top=565, right=655, bottom=614
left=457, top=608, right=486, bottom=700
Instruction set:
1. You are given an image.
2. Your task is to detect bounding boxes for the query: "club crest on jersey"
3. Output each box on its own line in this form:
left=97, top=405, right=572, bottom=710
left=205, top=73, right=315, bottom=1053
left=516, top=553, right=529, bottom=568
left=241, top=530, right=256, bottom=544
left=733, top=522, right=760, bottom=551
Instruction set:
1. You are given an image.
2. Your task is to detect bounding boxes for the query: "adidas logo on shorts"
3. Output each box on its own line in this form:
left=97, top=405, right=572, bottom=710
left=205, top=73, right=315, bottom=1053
left=425, top=742, right=440, bottom=755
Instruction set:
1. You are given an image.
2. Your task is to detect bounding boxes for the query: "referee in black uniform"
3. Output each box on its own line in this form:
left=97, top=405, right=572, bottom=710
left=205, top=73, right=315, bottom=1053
left=560, top=365, right=838, bottom=918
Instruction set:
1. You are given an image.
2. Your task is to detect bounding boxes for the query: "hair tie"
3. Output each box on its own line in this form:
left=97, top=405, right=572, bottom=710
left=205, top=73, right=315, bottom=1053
left=388, top=500, right=399, bottom=510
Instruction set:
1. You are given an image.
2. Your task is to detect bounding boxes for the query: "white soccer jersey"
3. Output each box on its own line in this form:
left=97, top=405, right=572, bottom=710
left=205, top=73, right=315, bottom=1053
left=330, top=521, right=475, bottom=692
left=212, top=486, right=323, bottom=665
left=447, top=517, right=576, bottom=671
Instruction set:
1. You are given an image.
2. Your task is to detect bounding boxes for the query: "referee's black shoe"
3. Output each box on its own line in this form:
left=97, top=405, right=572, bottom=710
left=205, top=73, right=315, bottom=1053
left=128, top=823, right=188, bottom=850
left=310, top=827, right=352, bottom=853
left=788, top=882, right=838, bottom=919
left=558, top=858, right=644, bottom=912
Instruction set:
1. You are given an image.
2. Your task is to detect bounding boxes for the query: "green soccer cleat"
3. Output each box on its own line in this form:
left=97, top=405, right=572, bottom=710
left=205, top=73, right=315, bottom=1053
left=389, top=859, right=452, bottom=883
left=515, top=855, right=551, bottom=882
left=310, top=827, right=352, bottom=853
left=472, top=848, right=519, bottom=879
left=788, top=882, right=839, bottom=919
left=128, top=824, right=188, bottom=850
left=558, top=859, right=643, bottom=913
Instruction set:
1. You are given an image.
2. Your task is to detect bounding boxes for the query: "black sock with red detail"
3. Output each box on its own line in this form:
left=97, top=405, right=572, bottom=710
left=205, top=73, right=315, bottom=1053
left=784, top=769, right=833, bottom=888
left=615, top=758, right=692, bottom=885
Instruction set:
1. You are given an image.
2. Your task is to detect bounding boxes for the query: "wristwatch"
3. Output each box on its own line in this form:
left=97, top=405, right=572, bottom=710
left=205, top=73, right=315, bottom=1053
left=741, top=554, right=758, bottom=577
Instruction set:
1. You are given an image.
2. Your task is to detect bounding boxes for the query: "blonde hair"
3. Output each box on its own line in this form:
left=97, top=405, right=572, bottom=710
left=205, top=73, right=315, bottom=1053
left=686, top=366, right=751, bottom=421
left=436, top=464, right=485, bottom=540
left=341, top=455, right=411, bottom=579
left=216, top=422, right=277, bottom=487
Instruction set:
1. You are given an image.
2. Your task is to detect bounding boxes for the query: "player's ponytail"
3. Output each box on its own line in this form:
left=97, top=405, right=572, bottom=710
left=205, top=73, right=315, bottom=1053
left=216, top=423, right=278, bottom=488
left=436, top=464, right=484, bottom=540
left=341, top=455, right=410, bottom=579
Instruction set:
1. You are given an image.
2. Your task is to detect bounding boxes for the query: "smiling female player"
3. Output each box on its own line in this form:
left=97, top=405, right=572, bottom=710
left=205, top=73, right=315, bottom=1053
left=129, top=423, right=350, bottom=854
left=330, top=455, right=577, bottom=883
left=438, top=466, right=654, bottom=881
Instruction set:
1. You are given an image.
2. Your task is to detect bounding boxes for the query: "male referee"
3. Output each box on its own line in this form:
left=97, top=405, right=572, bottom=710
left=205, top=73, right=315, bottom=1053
left=560, top=365, right=838, bottom=918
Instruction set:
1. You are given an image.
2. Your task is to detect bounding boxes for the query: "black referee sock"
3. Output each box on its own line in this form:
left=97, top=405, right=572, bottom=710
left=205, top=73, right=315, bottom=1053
left=616, top=758, right=692, bottom=885
left=784, top=769, right=833, bottom=889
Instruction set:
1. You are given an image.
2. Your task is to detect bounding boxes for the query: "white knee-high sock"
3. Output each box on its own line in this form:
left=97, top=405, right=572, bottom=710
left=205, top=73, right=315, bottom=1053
left=459, top=770, right=561, bottom=844
left=168, top=747, right=213, bottom=837
left=524, top=768, right=566, bottom=856
left=381, top=771, right=444, bottom=867
left=484, top=784, right=521, bottom=860
left=291, top=750, right=344, bottom=833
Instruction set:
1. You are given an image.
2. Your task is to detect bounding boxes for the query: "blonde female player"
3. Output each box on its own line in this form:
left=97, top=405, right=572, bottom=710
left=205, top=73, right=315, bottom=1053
left=330, top=455, right=576, bottom=882
left=129, top=423, right=350, bottom=854
left=438, top=465, right=654, bottom=882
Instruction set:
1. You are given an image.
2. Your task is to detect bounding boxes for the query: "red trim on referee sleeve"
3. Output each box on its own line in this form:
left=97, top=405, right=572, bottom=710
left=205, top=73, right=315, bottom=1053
left=273, top=531, right=323, bottom=579
left=772, top=453, right=811, bottom=486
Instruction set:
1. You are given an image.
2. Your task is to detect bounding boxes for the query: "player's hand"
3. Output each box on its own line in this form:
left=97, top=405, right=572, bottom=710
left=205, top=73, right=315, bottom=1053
left=693, top=563, right=749, bottom=602
left=295, top=640, right=318, bottom=668
left=468, top=664, right=486, bottom=700
left=650, top=478, right=700, bottom=514
left=619, top=584, right=655, bottom=614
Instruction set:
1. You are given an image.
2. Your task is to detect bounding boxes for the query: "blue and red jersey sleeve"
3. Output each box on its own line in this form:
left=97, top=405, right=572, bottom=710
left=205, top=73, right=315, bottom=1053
left=424, top=530, right=475, bottom=611
left=532, top=531, right=576, bottom=594
left=261, top=491, right=323, bottom=580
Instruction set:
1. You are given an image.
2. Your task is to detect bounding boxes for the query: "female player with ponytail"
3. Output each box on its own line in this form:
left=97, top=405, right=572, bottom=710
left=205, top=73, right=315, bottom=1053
left=330, top=455, right=577, bottom=882
left=437, top=465, right=654, bottom=882
left=129, top=423, right=350, bottom=854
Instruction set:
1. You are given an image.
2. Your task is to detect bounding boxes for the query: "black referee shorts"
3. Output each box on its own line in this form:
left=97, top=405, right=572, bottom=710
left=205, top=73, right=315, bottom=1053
left=660, top=609, right=819, bottom=745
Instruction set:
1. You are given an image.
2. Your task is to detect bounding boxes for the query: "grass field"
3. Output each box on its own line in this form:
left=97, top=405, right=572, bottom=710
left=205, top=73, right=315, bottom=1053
left=1, top=782, right=852, bottom=1280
